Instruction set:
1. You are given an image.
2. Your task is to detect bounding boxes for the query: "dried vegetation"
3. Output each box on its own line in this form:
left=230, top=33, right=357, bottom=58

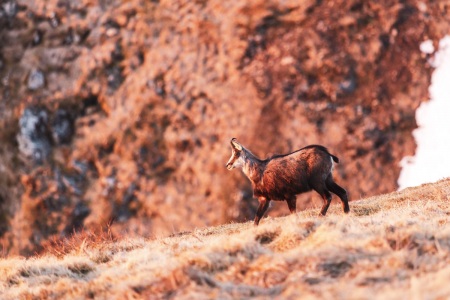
left=0, top=0, right=449, bottom=256
left=1, top=179, right=450, bottom=299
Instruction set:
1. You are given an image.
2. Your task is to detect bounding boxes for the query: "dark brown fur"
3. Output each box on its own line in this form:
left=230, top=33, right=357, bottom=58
left=226, top=139, right=349, bottom=225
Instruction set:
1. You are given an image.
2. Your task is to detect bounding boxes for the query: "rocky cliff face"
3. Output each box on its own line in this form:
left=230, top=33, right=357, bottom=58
left=0, top=0, right=449, bottom=255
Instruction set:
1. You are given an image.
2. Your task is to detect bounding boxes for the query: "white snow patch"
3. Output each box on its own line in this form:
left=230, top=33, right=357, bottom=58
left=398, top=36, right=450, bottom=189
left=419, top=39, right=434, bottom=54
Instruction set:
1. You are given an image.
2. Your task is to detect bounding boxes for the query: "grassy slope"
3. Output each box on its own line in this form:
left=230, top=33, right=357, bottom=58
left=2, top=179, right=450, bottom=299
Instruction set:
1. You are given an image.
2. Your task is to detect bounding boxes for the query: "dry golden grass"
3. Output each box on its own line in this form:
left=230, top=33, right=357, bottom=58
left=2, top=179, right=450, bottom=299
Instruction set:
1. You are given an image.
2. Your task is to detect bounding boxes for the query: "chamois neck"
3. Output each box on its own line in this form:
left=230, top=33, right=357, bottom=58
left=241, top=149, right=264, bottom=183
left=243, top=148, right=260, bottom=161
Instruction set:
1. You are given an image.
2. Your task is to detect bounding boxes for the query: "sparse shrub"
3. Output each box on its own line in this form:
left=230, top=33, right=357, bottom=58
left=255, top=230, right=280, bottom=245
left=68, top=262, right=94, bottom=275
left=41, top=224, right=119, bottom=257
left=92, top=252, right=112, bottom=264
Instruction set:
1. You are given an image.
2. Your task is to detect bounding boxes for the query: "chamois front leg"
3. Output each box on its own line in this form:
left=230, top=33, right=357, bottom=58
left=254, top=197, right=270, bottom=226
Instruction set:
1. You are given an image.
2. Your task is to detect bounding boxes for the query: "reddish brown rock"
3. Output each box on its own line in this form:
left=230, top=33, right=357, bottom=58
left=0, top=0, right=449, bottom=255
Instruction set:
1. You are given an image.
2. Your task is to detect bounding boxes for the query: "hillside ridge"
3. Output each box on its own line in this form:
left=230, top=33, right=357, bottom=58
left=1, top=0, right=450, bottom=256
left=1, top=178, right=450, bottom=299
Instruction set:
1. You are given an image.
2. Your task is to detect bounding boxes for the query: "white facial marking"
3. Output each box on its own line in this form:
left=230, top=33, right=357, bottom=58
left=233, top=156, right=244, bottom=168
left=227, top=149, right=243, bottom=170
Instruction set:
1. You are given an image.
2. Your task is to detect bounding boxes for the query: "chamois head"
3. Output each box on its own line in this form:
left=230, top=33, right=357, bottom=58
left=226, top=138, right=245, bottom=170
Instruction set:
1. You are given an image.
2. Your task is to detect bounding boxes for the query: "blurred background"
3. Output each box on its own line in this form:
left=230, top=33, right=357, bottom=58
left=0, top=0, right=449, bottom=256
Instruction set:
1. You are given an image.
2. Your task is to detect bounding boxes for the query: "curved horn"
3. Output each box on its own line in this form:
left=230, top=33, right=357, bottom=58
left=230, top=138, right=242, bottom=151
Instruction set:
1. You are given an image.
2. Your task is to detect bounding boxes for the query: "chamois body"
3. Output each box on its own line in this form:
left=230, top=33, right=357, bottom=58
left=226, top=139, right=349, bottom=225
left=251, top=146, right=336, bottom=200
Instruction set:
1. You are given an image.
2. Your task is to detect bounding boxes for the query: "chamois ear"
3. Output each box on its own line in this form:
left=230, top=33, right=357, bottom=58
left=230, top=138, right=242, bottom=151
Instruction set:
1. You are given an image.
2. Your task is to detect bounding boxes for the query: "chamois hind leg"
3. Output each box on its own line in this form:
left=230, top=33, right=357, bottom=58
left=286, top=197, right=296, bottom=214
left=326, top=175, right=350, bottom=213
left=254, top=197, right=270, bottom=226
left=319, top=190, right=332, bottom=216
left=310, top=177, right=332, bottom=216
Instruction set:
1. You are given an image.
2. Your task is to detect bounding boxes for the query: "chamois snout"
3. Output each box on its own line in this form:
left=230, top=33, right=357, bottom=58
left=226, top=150, right=242, bottom=170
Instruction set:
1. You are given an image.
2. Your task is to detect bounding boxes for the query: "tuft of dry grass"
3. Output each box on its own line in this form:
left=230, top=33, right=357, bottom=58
left=1, top=179, right=450, bottom=299
left=41, top=224, right=118, bottom=258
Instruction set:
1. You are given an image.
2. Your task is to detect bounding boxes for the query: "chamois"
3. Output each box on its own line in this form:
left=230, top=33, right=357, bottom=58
left=226, top=138, right=349, bottom=225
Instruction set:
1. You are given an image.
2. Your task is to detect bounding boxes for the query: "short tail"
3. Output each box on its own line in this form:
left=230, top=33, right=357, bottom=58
left=331, top=154, right=339, bottom=163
